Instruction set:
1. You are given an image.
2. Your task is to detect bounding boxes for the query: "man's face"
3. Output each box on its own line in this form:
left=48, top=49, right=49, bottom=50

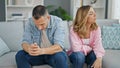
left=33, top=16, right=50, bottom=30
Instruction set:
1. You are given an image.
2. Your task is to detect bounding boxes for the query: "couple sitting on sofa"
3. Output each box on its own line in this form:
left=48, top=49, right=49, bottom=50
left=16, top=5, right=105, bottom=68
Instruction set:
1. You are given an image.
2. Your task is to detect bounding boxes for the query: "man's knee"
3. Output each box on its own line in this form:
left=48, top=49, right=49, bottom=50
left=15, top=50, right=26, bottom=60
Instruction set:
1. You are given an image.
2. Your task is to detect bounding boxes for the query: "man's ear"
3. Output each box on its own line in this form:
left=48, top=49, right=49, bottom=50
left=47, top=15, right=50, bottom=20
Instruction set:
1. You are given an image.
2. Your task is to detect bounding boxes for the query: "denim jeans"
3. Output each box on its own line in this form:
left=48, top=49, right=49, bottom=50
left=16, top=50, right=68, bottom=68
left=69, top=51, right=96, bottom=68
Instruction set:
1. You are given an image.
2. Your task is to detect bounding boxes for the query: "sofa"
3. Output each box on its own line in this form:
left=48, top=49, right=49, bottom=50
left=0, top=19, right=120, bottom=68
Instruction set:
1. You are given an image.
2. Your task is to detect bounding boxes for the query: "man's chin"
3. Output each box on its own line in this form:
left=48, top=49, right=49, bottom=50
left=39, top=28, right=45, bottom=30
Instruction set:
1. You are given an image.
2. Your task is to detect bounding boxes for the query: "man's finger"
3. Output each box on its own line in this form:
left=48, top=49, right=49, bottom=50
left=91, top=66, right=94, bottom=68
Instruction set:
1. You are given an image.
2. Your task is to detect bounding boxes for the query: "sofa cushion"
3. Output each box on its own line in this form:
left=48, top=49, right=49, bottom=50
left=102, top=26, right=120, bottom=49
left=112, top=23, right=120, bottom=27
left=0, top=52, right=17, bottom=68
left=96, top=19, right=119, bottom=27
left=0, top=22, right=23, bottom=51
left=103, top=50, right=120, bottom=68
left=0, top=52, right=52, bottom=68
left=0, top=37, right=10, bottom=57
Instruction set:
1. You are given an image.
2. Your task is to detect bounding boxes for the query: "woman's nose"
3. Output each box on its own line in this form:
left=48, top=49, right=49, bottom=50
left=94, top=13, right=96, bottom=17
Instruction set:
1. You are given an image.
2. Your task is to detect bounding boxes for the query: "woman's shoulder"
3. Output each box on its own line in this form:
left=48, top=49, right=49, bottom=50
left=70, top=26, right=76, bottom=33
left=93, top=26, right=101, bottom=32
left=92, top=26, right=101, bottom=35
left=69, top=26, right=77, bottom=34
left=96, top=26, right=101, bottom=32
left=97, top=26, right=101, bottom=30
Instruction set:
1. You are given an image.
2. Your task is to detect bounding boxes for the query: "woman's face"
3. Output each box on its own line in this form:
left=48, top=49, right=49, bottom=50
left=87, top=7, right=96, bottom=25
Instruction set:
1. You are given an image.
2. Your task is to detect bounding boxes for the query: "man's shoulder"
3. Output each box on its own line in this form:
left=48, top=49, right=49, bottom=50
left=50, top=15, right=62, bottom=21
left=25, top=17, right=35, bottom=27
left=28, top=17, right=33, bottom=21
left=27, top=17, right=34, bottom=23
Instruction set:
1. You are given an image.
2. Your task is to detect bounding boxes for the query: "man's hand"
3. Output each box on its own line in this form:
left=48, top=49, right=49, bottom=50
left=91, top=57, right=102, bottom=68
left=28, top=43, right=44, bottom=56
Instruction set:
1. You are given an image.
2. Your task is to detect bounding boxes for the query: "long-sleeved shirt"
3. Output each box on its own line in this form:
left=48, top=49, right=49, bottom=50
left=67, top=26, right=105, bottom=58
left=22, top=15, right=65, bottom=49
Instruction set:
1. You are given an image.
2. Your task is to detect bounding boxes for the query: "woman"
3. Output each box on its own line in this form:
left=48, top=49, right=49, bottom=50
left=67, top=5, right=105, bottom=68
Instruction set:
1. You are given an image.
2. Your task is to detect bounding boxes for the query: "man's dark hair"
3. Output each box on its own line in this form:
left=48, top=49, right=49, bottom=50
left=32, top=5, right=47, bottom=20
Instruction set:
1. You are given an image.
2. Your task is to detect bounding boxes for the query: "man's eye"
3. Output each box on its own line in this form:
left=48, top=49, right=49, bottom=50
left=41, top=24, right=44, bottom=25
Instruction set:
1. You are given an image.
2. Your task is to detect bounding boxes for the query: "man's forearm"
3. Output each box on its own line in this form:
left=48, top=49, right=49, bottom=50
left=22, top=43, right=30, bottom=53
left=42, top=44, right=63, bottom=55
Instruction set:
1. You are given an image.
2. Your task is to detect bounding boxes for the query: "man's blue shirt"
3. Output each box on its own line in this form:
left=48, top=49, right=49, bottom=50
left=22, top=15, right=65, bottom=48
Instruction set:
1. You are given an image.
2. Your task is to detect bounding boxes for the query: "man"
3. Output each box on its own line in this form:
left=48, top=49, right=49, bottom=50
left=15, top=5, right=68, bottom=68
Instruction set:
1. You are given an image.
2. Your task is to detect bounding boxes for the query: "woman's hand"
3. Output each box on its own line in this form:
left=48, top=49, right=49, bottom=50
left=91, top=57, right=102, bottom=68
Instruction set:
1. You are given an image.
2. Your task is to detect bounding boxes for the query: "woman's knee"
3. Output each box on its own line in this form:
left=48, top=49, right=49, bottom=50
left=88, top=51, right=96, bottom=61
left=86, top=51, right=96, bottom=65
left=53, top=51, right=67, bottom=61
left=69, top=52, right=85, bottom=64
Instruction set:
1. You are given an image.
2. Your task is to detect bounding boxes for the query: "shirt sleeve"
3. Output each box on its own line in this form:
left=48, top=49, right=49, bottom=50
left=93, top=27, right=105, bottom=58
left=22, top=18, right=33, bottom=44
left=53, top=19, right=65, bottom=49
left=69, top=27, right=83, bottom=52
left=69, top=27, right=92, bottom=55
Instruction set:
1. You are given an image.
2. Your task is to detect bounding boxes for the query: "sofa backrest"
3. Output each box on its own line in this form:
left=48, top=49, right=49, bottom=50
left=63, top=21, right=70, bottom=50
left=0, top=22, right=23, bottom=51
left=96, top=19, right=119, bottom=27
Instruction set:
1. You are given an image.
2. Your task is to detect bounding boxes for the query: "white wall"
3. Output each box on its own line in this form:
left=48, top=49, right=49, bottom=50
left=82, top=0, right=106, bottom=19
left=107, top=0, right=120, bottom=22
left=111, top=0, right=120, bottom=19
left=70, top=0, right=82, bottom=19
left=107, top=0, right=112, bottom=19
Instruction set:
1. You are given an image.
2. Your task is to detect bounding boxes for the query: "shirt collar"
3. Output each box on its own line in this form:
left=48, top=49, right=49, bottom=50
left=47, top=16, right=52, bottom=29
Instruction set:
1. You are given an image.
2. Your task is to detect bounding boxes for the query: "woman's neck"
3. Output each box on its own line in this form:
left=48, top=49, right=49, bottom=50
left=84, top=24, right=91, bottom=39
left=86, top=24, right=91, bottom=31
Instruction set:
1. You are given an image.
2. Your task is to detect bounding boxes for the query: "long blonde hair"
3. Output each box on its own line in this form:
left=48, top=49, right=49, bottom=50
left=73, top=5, right=98, bottom=38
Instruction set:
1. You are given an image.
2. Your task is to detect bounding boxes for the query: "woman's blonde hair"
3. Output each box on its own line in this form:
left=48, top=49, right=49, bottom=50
left=73, top=5, right=98, bottom=38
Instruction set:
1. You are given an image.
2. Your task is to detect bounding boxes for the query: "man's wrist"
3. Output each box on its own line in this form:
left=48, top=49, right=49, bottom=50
left=41, top=48, right=45, bottom=55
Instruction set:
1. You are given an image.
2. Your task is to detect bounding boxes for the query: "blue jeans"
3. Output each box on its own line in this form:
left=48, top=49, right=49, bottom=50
left=16, top=50, right=68, bottom=68
left=69, top=51, right=96, bottom=68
